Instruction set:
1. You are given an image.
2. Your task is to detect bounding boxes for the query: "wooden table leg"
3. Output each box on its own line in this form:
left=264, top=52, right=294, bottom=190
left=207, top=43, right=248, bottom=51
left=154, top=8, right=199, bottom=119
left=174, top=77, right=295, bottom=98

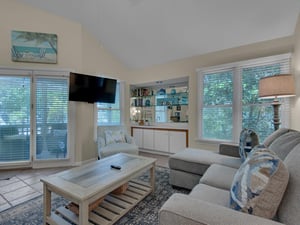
left=79, top=201, right=89, bottom=225
left=150, top=163, right=156, bottom=192
left=43, top=184, right=51, bottom=225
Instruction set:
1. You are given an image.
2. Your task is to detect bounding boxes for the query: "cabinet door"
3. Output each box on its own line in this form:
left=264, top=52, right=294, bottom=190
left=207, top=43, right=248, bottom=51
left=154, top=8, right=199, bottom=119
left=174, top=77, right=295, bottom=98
left=143, top=129, right=154, bottom=150
left=154, top=130, right=169, bottom=152
left=132, top=128, right=143, bottom=148
left=169, top=131, right=187, bottom=153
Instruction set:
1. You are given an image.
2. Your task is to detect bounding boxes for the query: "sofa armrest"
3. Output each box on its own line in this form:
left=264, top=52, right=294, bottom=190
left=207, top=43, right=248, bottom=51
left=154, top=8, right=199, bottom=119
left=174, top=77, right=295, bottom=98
left=219, top=143, right=240, bottom=157
left=159, top=194, right=284, bottom=225
left=97, top=137, right=106, bottom=148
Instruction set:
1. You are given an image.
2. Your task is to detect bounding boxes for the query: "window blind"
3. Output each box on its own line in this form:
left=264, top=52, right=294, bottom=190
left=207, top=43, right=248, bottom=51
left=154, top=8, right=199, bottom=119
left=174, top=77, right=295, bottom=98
left=0, top=76, right=30, bottom=161
left=35, top=77, right=68, bottom=159
left=202, top=70, right=233, bottom=140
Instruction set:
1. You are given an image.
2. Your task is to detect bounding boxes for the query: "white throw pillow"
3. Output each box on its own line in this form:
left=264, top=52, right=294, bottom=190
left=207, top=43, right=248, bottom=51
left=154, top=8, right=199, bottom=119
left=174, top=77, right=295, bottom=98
left=104, top=130, right=126, bottom=145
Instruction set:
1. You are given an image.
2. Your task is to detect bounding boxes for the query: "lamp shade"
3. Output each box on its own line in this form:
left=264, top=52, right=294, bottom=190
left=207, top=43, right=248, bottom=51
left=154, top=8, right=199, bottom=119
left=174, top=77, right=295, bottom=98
left=259, top=74, right=296, bottom=99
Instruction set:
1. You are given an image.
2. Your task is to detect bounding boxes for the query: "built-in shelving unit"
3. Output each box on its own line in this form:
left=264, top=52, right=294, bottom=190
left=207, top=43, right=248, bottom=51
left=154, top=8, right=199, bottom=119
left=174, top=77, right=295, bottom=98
left=130, top=77, right=189, bottom=125
left=130, top=77, right=189, bottom=154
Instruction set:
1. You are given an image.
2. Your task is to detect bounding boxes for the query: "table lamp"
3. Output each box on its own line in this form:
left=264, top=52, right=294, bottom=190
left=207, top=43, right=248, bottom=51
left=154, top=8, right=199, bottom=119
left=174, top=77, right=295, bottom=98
left=259, top=74, right=296, bottom=130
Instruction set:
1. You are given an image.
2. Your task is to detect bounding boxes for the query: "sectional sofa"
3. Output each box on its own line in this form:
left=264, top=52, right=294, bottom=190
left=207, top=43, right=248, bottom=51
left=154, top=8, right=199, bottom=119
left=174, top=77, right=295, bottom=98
left=160, top=128, right=300, bottom=225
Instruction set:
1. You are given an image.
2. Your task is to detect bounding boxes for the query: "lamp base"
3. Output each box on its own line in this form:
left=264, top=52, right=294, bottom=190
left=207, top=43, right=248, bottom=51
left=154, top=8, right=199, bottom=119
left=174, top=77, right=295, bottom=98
left=272, top=99, right=281, bottom=131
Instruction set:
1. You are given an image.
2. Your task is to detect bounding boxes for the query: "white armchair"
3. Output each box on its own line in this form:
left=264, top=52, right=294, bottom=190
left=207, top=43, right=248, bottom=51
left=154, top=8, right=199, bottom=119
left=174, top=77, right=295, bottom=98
left=97, top=126, right=139, bottom=159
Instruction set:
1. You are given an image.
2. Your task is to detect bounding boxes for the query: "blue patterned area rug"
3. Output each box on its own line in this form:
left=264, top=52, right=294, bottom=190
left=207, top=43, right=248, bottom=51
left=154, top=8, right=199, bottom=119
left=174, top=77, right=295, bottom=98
left=0, top=167, right=189, bottom=225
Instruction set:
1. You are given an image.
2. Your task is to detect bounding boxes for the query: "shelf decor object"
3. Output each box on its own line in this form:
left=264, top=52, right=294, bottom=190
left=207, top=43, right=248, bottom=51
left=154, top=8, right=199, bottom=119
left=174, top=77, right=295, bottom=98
left=259, top=74, right=296, bottom=130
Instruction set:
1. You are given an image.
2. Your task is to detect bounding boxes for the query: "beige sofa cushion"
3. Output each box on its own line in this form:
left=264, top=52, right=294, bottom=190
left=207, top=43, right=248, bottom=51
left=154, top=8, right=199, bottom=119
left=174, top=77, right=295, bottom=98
left=190, top=183, right=229, bottom=207
left=278, top=144, right=300, bottom=225
left=230, top=148, right=289, bottom=219
left=263, top=128, right=290, bottom=147
left=200, top=164, right=237, bottom=190
left=169, top=148, right=241, bottom=176
left=268, top=131, right=300, bottom=160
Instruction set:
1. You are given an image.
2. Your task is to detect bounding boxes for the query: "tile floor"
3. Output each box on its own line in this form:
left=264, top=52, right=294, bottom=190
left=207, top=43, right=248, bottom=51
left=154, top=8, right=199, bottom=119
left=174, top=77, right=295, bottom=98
left=0, top=167, right=67, bottom=212
left=0, top=151, right=169, bottom=213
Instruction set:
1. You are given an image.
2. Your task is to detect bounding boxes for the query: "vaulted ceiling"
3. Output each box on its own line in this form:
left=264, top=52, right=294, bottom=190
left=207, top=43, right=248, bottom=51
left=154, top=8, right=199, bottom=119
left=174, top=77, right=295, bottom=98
left=18, top=0, right=300, bottom=69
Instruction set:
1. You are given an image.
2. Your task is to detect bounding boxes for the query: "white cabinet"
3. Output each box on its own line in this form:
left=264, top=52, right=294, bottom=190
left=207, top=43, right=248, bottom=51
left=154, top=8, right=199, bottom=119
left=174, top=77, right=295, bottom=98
left=143, top=129, right=154, bottom=150
left=132, top=128, right=143, bottom=148
left=169, top=131, right=187, bottom=153
left=154, top=130, right=169, bottom=152
left=132, top=127, right=188, bottom=154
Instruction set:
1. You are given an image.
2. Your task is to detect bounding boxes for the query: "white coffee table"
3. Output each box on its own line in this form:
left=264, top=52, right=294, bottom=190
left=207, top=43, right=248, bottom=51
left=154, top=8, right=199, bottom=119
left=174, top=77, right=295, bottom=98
left=41, top=153, right=156, bottom=225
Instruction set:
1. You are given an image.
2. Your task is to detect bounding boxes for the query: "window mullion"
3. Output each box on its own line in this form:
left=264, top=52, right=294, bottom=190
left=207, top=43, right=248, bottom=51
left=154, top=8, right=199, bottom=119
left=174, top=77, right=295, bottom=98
left=197, top=71, right=204, bottom=139
left=232, top=67, right=242, bottom=142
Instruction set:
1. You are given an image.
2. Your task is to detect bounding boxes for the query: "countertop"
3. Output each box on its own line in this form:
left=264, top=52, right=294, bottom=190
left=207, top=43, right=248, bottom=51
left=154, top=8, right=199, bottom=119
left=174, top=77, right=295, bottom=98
left=131, top=122, right=188, bottom=130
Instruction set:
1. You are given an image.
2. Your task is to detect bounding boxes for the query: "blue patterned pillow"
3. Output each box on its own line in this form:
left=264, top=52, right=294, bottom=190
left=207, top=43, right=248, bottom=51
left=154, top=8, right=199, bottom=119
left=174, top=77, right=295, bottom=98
left=230, top=148, right=289, bottom=219
left=239, top=128, right=259, bottom=162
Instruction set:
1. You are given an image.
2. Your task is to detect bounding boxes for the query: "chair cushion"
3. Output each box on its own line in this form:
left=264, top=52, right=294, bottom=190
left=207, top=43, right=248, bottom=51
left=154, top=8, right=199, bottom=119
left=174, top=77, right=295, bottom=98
left=230, top=147, right=289, bottom=219
left=239, top=128, right=259, bottom=162
left=99, top=143, right=139, bottom=158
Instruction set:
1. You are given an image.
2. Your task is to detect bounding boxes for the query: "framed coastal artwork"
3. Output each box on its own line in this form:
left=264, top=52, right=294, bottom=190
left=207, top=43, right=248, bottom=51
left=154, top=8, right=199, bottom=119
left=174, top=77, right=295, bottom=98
left=11, top=30, right=57, bottom=64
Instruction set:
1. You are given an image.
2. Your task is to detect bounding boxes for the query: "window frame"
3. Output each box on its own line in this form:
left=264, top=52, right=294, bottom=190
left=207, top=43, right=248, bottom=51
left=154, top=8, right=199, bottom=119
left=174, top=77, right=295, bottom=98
left=0, top=67, right=72, bottom=169
left=197, top=53, right=291, bottom=143
left=34, top=75, right=69, bottom=160
left=96, top=80, right=124, bottom=126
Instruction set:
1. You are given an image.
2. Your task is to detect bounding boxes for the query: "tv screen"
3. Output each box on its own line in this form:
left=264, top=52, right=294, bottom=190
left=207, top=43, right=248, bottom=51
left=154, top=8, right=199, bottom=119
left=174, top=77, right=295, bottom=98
left=69, top=72, right=117, bottom=103
left=93, top=77, right=117, bottom=103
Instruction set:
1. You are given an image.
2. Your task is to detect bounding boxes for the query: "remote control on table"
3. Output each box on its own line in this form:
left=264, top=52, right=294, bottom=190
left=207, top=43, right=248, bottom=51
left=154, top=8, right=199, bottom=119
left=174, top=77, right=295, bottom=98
left=111, top=165, right=121, bottom=170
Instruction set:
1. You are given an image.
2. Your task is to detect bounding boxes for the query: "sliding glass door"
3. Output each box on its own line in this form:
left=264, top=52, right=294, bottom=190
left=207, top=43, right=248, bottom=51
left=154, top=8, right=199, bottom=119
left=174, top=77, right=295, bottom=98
left=0, top=76, right=31, bottom=162
left=0, top=69, right=69, bottom=167
left=35, top=76, right=68, bottom=160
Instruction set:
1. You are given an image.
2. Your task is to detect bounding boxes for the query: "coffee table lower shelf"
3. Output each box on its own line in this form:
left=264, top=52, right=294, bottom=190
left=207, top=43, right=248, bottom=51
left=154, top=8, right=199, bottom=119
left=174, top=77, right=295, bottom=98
left=46, top=180, right=152, bottom=225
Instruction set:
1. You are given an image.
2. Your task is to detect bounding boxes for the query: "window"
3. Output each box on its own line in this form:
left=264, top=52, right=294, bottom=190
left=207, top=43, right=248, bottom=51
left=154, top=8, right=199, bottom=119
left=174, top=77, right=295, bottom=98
left=241, top=64, right=282, bottom=141
left=197, top=54, right=291, bottom=142
left=35, top=77, right=68, bottom=159
left=0, top=76, right=31, bottom=161
left=97, top=82, right=122, bottom=125
left=201, top=69, right=233, bottom=140
left=0, top=69, right=69, bottom=164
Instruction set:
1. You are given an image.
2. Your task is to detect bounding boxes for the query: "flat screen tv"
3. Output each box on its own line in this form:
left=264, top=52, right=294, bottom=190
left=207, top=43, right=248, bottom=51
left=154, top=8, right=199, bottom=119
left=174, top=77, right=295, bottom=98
left=69, top=72, right=117, bottom=103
